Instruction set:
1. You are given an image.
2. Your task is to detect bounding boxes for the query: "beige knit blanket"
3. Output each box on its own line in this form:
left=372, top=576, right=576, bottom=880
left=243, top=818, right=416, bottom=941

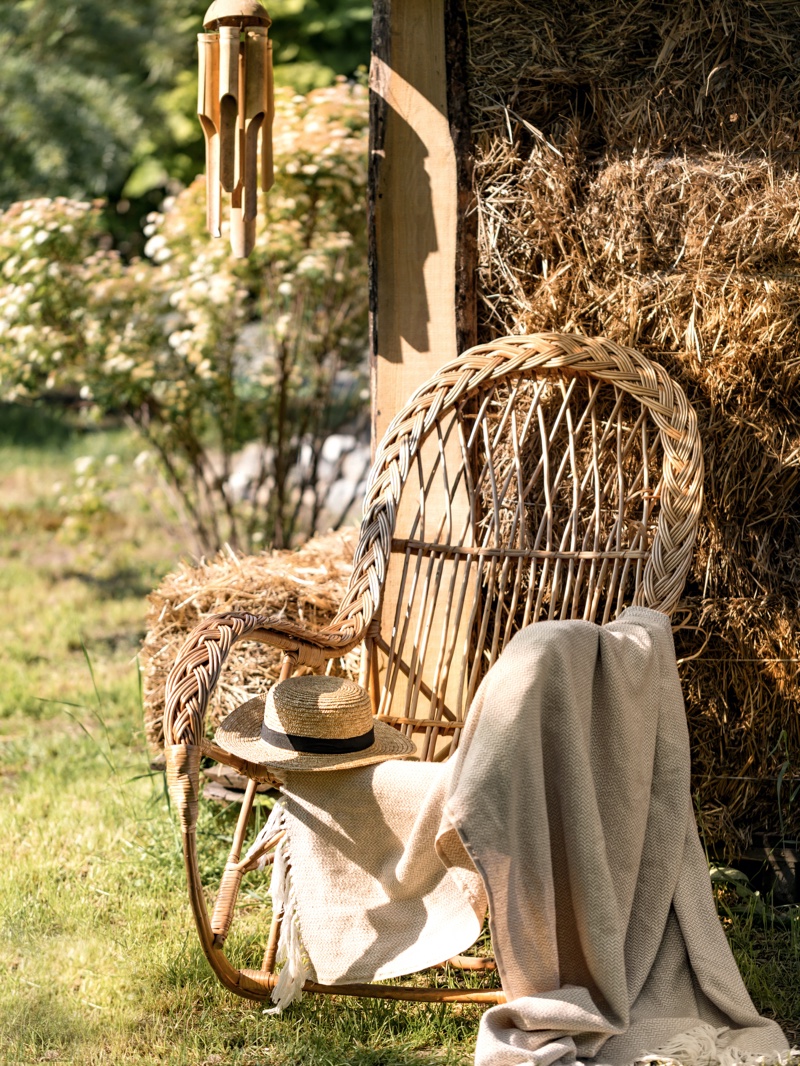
left=439, top=607, right=788, bottom=1065
left=265, top=758, right=487, bottom=1000
left=264, top=606, right=789, bottom=1065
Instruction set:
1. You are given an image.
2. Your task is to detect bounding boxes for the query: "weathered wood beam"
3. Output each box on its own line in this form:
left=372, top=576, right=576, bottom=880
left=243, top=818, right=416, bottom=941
left=445, top=0, right=477, bottom=357
left=368, top=0, right=474, bottom=447
left=368, top=0, right=475, bottom=742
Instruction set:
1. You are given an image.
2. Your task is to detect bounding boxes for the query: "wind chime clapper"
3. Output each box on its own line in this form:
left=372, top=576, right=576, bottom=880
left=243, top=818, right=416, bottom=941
left=198, top=0, right=274, bottom=258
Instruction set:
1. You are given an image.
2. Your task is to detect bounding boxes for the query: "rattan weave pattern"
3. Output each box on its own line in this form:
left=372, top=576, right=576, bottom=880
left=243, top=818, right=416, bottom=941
left=333, top=333, right=701, bottom=638
left=163, top=333, right=703, bottom=748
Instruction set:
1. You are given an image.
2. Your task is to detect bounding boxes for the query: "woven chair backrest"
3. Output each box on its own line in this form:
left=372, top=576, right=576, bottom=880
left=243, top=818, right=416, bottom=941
left=321, top=335, right=703, bottom=759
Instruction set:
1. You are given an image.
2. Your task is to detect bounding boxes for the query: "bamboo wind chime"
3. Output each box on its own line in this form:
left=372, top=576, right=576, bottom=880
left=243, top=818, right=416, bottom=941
left=198, top=0, right=275, bottom=258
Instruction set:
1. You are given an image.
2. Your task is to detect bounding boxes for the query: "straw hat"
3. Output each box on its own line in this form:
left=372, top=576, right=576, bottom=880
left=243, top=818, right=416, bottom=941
left=213, top=674, right=416, bottom=772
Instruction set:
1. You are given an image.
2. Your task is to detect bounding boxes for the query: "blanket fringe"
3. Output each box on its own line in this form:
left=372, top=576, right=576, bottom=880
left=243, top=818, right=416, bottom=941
left=259, top=801, right=309, bottom=1014
left=245, top=800, right=285, bottom=871
left=638, top=1024, right=799, bottom=1066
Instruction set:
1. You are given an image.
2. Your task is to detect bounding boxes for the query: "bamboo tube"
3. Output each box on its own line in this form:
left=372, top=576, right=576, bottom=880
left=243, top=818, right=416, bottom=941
left=262, top=40, right=275, bottom=192
left=218, top=26, right=240, bottom=192
left=244, top=27, right=268, bottom=222
left=198, top=34, right=222, bottom=237
left=230, top=183, right=246, bottom=256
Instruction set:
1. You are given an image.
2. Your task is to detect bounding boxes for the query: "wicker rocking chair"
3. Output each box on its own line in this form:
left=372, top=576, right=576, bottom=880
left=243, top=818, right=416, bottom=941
left=163, top=332, right=704, bottom=1006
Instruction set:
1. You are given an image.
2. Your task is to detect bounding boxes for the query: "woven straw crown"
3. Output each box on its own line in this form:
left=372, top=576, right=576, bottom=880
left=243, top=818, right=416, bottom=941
left=214, top=674, right=416, bottom=772
left=267, top=675, right=372, bottom=739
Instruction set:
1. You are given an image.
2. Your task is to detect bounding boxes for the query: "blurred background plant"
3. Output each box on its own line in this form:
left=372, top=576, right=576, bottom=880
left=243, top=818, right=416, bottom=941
left=0, top=83, right=370, bottom=554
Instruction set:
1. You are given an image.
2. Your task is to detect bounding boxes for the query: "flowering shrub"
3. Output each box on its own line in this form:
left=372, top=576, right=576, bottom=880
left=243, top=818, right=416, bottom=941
left=0, top=81, right=369, bottom=552
left=0, top=197, right=103, bottom=400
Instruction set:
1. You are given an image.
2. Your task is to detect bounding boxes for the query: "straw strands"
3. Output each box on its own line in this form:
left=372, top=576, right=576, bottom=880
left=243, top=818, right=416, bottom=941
left=467, top=0, right=800, bottom=852
left=142, top=530, right=358, bottom=750
left=466, top=0, right=800, bottom=154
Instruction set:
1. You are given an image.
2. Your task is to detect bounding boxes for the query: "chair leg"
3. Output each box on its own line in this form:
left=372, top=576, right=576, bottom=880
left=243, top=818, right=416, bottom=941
left=210, top=777, right=258, bottom=945
left=262, top=908, right=283, bottom=973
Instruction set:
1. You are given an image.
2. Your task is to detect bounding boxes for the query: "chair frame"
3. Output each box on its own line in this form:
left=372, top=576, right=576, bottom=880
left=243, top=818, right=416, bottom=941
left=163, top=333, right=703, bottom=1005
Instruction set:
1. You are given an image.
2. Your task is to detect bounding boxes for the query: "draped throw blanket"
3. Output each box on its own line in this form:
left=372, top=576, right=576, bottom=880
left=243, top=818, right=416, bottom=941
left=266, top=606, right=789, bottom=1065
left=270, top=759, right=487, bottom=988
left=439, top=607, right=788, bottom=1065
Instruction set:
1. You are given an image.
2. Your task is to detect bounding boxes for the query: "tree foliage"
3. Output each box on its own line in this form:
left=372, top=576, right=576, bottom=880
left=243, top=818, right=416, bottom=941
left=0, top=0, right=192, bottom=204
left=0, top=0, right=370, bottom=208
left=269, top=0, right=372, bottom=91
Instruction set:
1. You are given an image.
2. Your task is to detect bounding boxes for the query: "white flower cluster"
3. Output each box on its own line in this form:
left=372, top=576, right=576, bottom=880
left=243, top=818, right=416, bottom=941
left=0, top=197, right=103, bottom=400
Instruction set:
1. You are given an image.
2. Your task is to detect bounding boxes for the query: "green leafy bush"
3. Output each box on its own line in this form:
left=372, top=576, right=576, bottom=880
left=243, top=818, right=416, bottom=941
left=0, top=82, right=369, bottom=553
left=0, top=0, right=371, bottom=209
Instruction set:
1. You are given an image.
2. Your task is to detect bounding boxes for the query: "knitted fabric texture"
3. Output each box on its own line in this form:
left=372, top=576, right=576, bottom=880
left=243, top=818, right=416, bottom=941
left=269, top=759, right=487, bottom=990
left=438, top=607, right=788, bottom=1066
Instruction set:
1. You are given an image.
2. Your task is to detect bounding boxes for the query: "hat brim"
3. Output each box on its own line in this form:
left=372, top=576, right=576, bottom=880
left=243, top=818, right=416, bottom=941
left=213, top=695, right=417, bottom=772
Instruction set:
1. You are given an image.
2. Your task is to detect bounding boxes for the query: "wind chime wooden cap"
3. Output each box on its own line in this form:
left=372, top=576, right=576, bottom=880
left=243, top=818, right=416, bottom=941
left=203, top=0, right=271, bottom=29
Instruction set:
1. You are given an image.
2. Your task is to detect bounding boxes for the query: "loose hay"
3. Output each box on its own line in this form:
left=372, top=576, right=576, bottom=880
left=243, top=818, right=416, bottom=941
left=467, top=0, right=800, bottom=853
left=141, top=529, right=358, bottom=751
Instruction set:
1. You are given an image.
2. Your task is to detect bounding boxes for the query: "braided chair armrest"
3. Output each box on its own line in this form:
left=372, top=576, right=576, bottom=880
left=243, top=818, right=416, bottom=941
left=163, top=611, right=354, bottom=750
left=163, top=611, right=356, bottom=834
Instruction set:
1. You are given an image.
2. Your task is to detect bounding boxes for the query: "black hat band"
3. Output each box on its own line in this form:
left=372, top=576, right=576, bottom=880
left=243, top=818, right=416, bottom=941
left=260, top=723, right=375, bottom=754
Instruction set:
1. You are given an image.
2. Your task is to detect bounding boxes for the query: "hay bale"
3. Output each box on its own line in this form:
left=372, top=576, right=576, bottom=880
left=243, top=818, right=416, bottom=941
left=466, top=0, right=800, bottom=154
left=466, top=0, right=800, bottom=853
left=141, top=529, right=358, bottom=751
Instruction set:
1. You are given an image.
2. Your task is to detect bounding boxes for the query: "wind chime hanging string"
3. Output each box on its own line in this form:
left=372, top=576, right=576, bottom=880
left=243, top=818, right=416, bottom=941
left=198, top=0, right=274, bottom=258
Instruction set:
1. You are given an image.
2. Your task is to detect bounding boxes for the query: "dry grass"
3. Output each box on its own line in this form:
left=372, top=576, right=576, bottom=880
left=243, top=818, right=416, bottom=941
left=467, top=0, right=800, bottom=853
left=141, top=529, right=359, bottom=750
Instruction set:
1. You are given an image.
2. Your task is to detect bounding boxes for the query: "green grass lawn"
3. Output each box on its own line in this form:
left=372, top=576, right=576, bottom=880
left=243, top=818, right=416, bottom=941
left=0, top=406, right=797, bottom=1065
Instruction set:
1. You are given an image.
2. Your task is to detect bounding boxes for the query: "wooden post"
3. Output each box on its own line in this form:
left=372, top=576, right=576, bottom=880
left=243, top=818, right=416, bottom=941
left=369, top=0, right=475, bottom=443
left=369, top=0, right=476, bottom=740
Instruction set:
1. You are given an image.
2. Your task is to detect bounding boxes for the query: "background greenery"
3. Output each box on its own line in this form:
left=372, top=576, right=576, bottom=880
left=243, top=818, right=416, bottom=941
left=0, top=0, right=371, bottom=556
left=0, top=83, right=370, bottom=554
left=0, top=0, right=371, bottom=248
